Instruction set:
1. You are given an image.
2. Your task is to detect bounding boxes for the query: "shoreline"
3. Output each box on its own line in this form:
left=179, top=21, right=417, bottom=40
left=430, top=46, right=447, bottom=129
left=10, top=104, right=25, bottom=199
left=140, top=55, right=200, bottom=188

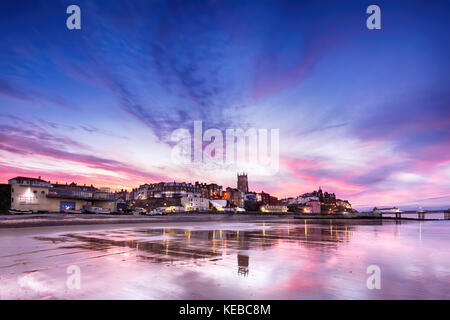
left=0, top=213, right=292, bottom=229
left=0, top=212, right=446, bottom=229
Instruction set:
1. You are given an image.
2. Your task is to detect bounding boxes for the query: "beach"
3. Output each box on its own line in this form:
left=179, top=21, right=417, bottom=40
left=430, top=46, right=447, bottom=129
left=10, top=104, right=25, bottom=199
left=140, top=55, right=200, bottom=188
left=1, top=216, right=449, bottom=299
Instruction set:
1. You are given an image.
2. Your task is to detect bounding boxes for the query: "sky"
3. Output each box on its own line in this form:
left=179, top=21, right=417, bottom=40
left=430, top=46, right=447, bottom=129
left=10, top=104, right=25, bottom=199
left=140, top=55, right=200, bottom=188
left=0, top=0, right=449, bottom=209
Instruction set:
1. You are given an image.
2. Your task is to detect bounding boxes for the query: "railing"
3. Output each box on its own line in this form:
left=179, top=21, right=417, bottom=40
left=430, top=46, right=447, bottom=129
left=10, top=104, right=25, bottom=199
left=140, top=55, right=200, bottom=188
left=381, top=211, right=450, bottom=220
left=47, top=189, right=115, bottom=201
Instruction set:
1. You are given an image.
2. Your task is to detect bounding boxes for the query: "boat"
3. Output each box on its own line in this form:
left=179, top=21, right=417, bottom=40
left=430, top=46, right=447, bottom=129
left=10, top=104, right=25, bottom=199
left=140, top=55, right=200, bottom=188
left=81, top=205, right=111, bottom=214
left=63, top=209, right=82, bottom=214
left=8, top=209, right=33, bottom=215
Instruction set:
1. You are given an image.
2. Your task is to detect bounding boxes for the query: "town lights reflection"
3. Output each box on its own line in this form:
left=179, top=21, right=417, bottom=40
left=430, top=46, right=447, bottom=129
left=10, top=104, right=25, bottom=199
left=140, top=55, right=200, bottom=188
left=304, top=219, right=308, bottom=238
left=32, top=221, right=356, bottom=273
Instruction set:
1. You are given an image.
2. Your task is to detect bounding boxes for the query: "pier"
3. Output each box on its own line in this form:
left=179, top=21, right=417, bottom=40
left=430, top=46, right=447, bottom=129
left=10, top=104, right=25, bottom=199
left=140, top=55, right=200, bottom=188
left=385, top=211, right=450, bottom=220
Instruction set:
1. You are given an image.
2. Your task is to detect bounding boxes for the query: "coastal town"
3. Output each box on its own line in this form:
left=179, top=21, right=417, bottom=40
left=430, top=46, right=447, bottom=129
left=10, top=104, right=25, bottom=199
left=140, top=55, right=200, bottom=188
left=0, top=173, right=357, bottom=216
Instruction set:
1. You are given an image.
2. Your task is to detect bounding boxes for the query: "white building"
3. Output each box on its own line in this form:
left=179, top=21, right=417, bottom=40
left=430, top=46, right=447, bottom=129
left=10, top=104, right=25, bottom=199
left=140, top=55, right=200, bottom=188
left=373, top=207, right=401, bottom=214
left=180, top=193, right=209, bottom=211
left=296, top=195, right=319, bottom=205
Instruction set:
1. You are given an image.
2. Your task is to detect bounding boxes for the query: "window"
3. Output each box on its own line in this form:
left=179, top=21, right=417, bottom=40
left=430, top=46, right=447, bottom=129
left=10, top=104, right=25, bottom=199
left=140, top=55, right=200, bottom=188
left=41, top=191, right=45, bottom=195
left=33, top=190, right=37, bottom=194
left=11, top=188, right=14, bottom=193
left=11, top=198, right=14, bottom=202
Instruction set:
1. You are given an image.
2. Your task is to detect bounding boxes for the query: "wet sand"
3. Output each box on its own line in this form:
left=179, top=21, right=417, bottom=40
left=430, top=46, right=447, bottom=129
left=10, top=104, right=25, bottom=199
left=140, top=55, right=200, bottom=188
left=1, top=218, right=449, bottom=299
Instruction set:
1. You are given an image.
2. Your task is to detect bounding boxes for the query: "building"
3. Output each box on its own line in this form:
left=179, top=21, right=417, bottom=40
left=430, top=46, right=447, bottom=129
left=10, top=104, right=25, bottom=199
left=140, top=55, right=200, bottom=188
left=194, top=182, right=209, bottom=198
left=300, top=187, right=336, bottom=204
left=9, top=176, right=116, bottom=213
left=237, top=173, right=249, bottom=194
left=133, top=192, right=210, bottom=212
left=115, top=189, right=130, bottom=201
left=280, top=197, right=296, bottom=205
left=136, top=182, right=195, bottom=199
left=244, top=192, right=259, bottom=211
left=116, top=198, right=127, bottom=212
left=130, top=187, right=139, bottom=201
left=52, top=182, right=97, bottom=192
left=297, top=187, right=341, bottom=213
left=336, top=199, right=352, bottom=211
left=296, top=195, right=319, bottom=205
left=136, top=181, right=222, bottom=200
left=303, top=200, right=321, bottom=214
left=224, top=187, right=244, bottom=208
left=373, top=207, right=401, bottom=214
left=206, top=183, right=223, bottom=199
left=269, top=195, right=279, bottom=205
left=244, top=192, right=257, bottom=202
left=180, top=193, right=210, bottom=211
left=9, top=176, right=51, bottom=187
left=134, top=195, right=183, bottom=211
left=258, top=191, right=270, bottom=205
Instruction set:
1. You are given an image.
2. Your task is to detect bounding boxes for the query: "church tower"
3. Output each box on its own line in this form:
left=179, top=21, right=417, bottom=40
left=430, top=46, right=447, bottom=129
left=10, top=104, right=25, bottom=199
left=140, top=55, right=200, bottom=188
left=237, top=173, right=249, bottom=194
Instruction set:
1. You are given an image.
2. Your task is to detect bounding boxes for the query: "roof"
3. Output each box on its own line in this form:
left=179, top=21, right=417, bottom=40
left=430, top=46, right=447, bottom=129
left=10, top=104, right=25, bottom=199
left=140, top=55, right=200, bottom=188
left=52, top=183, right=97, bottom=191
left=9, top=176, right=48, bottom=183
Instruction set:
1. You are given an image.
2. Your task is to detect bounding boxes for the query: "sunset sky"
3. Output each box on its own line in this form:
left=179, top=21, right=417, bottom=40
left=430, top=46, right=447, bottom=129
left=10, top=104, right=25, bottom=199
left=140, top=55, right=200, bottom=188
left=1, top=0, right=449, bottom=209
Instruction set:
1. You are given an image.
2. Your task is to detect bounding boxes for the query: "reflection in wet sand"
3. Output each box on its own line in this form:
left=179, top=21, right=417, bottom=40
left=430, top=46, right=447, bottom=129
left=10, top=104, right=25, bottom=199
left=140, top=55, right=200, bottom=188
left=32, top=220, right=357, bottom=268
left=0, top=219, right=449, bottom=299
left=237, top=254, right=249, bottom=276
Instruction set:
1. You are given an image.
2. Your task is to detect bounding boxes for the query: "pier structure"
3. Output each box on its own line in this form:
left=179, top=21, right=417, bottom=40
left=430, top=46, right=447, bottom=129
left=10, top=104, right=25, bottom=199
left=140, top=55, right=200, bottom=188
left=392, top=211, right=446, bottom=220
left=395, top=211, right=425, bottom=220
